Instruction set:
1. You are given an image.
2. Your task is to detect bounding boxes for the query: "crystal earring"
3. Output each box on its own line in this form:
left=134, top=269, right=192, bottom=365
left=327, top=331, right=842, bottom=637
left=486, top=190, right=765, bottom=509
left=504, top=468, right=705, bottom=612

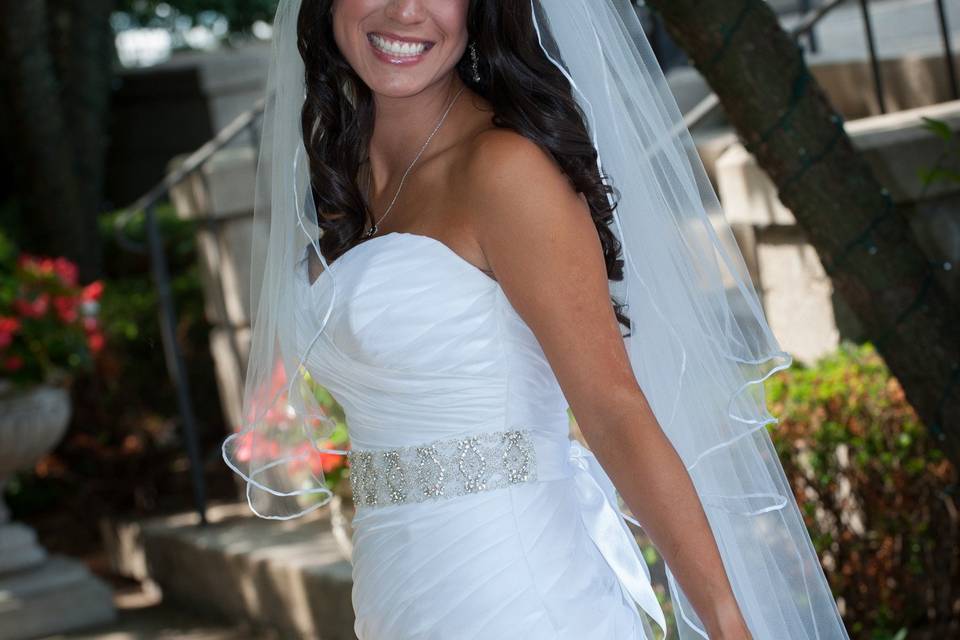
left=469, top=41, right=481, bottom=83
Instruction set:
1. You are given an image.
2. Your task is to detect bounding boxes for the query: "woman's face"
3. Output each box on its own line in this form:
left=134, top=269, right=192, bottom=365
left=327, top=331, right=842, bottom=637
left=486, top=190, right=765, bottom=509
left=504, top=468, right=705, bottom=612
left=332, top=0, right=470, bottom=98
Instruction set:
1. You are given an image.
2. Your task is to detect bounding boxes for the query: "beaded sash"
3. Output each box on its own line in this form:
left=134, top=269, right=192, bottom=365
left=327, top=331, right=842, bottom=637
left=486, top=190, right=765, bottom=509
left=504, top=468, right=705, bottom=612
left=347, top=428, right=538, bottom=507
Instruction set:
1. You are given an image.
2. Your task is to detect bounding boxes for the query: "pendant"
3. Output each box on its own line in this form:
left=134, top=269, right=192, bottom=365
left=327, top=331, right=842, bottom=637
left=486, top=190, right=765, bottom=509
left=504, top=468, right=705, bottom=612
left=363, top=224, right=377, bottom=239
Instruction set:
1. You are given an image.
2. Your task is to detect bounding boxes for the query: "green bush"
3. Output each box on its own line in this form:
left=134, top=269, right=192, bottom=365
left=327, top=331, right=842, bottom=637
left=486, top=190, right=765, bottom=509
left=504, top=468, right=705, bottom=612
left=766, top=342, right=958, bottom=639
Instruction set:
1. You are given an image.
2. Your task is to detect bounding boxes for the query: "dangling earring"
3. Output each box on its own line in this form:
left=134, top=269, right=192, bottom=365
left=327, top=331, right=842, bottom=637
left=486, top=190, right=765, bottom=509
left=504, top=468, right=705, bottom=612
left=469, top=41, right=481, bottom=83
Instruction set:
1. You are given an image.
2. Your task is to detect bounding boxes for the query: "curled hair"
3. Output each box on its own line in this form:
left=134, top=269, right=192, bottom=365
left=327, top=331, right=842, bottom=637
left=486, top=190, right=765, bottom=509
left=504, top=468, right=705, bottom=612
left=297, top=0, right=630, bottom=332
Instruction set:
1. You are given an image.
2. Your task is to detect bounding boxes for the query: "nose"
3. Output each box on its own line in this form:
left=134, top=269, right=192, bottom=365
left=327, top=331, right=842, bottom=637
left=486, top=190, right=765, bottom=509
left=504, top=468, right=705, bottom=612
left=384, top=0, right=427, bottom=24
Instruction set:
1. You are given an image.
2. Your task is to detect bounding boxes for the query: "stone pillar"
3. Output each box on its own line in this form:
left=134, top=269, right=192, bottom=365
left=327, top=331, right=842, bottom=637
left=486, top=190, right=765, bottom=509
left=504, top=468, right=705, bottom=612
left=168, top=145, right=257, bottom=440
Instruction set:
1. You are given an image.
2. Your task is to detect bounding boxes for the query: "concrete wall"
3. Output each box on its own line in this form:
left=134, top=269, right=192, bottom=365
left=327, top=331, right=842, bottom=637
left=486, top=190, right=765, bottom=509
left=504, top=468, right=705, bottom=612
left=169, top=146, right=258, bottom=434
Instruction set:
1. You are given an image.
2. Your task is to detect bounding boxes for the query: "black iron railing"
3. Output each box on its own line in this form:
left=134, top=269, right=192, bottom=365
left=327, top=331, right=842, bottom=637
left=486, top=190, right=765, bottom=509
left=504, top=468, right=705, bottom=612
left=683, top=0, right=959, bottom=130
left=114, top=99, right=265, bottom=525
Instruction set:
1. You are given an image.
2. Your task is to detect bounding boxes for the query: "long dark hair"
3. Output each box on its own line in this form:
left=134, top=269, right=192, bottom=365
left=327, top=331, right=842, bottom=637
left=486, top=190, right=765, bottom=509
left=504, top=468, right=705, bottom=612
left=297, top=0, right=630, bottom=332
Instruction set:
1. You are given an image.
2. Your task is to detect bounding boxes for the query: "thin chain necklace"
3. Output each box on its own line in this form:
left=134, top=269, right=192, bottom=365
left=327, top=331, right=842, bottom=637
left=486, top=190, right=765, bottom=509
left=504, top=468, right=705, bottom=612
left=361, top=85, right=466, bottom=239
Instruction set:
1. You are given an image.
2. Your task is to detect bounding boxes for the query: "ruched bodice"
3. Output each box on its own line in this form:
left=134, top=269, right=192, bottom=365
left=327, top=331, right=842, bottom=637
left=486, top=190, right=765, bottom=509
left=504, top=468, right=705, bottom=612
left=292, top=232, right=665, bottom=640
left=294, top=231, right=571, bottom=450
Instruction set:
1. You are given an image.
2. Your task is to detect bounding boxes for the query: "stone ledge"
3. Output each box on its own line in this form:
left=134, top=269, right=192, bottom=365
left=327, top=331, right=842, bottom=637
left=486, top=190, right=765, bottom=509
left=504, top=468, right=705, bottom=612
left=101, top=501, right=356, bottom=640
left=0, top=554, right=116, bottom=639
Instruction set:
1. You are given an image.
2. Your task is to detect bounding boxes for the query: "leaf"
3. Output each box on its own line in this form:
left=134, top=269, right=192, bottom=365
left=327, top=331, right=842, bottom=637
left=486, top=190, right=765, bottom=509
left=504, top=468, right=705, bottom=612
left=921, top=116, right=953, bottom=142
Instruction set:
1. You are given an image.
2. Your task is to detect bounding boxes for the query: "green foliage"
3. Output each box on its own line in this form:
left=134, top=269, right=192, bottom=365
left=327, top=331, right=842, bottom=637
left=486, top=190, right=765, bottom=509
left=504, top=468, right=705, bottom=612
left=918, top=117, right=960, bottom=189
left=766, top=343, right=958, bottom=638
left=303, top=371, right=351, bottom=494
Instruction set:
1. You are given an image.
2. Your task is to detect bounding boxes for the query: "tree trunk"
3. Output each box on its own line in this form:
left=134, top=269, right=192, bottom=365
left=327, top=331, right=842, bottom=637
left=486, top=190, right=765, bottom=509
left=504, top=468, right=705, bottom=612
left=49, top=0, right=115, bottom=281
left=0, top=0, right=113, bottom=282
left=645, top=0, right=960, bottom=465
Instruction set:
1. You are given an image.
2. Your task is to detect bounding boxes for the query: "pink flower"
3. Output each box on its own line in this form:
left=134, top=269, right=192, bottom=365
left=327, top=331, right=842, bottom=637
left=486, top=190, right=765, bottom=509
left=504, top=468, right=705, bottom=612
left=233, top=432, right=282, bottom=463
left=242, top=358, right=290, bottom=425
left=3, top=355, right=23, bottom=372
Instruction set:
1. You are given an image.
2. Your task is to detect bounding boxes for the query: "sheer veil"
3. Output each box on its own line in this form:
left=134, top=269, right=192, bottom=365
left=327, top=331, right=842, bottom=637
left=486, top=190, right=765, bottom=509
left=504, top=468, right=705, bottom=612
left=221, top=0, right=850, bottom=637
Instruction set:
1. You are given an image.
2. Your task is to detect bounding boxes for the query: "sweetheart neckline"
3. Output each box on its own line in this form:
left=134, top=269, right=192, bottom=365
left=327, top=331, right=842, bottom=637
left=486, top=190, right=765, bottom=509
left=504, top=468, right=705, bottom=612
left=302, top=231, right=501, bottom=292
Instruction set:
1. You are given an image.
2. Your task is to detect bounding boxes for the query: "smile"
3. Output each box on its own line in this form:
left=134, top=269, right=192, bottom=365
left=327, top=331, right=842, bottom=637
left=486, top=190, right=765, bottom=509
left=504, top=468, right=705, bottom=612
left=367, top=32, right=435, bottom=59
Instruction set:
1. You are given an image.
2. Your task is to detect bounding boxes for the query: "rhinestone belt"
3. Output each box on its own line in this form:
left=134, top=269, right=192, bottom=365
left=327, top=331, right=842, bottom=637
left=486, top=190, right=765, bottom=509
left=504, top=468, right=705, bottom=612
left=347, top=429, right=539, bottom=507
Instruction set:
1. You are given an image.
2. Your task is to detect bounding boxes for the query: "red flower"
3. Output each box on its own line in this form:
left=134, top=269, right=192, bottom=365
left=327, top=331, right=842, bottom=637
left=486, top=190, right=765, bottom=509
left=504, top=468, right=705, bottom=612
left=13, top=293, right=49, bottom=318
left=0, top=316, right=20, bottom=347
left=81, top=281, right=104, bottom=302
left=52, top=257, right=78, bottom=286
left=53, top=296, right=79, bottom=323
left=3, top=355, right=23, bottom=372
left=287, top=440, right=346, bottom=476
left=87, top=331, right=105, bottom=354
left=317, top=443, right=346, bottom=473
left=82, top=316, right=99, bottom=332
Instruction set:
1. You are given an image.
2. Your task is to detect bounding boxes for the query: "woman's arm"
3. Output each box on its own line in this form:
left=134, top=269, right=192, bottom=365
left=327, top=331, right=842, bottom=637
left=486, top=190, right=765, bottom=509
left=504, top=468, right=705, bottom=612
left=463, top=129, right=751, bottom=640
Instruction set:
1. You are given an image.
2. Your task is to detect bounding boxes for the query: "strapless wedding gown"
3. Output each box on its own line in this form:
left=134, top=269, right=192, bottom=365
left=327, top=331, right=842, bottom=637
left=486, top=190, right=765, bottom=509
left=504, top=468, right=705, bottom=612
left=294, top=232, right=667, bottom=640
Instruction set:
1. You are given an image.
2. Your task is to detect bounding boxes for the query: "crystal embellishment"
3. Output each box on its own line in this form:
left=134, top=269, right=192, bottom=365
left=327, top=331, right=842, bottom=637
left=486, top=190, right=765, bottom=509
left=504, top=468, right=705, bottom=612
left=348, top=429, right=538, bottom=507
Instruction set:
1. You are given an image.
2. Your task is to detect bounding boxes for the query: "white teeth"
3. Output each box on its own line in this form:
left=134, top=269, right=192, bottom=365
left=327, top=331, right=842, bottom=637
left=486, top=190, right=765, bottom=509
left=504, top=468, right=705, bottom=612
left=370, top=33, right=428, bottom=56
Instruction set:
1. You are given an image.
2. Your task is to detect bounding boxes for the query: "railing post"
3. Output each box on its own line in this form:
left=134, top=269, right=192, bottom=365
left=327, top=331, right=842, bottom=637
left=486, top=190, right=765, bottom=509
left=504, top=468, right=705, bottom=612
left=144, top=202, right=208, bottom=526
left=934, top=0, right=958, bottom=100
left=797, top=0, right=819, bottom=53
left=857, top=0, right=887, bottom=114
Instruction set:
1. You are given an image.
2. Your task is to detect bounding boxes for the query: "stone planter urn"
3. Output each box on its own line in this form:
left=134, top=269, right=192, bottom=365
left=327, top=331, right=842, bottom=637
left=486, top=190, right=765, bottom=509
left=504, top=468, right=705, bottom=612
left=0, top=381, right=72, bottom=538
left=0, top=380, right=117, bottom=639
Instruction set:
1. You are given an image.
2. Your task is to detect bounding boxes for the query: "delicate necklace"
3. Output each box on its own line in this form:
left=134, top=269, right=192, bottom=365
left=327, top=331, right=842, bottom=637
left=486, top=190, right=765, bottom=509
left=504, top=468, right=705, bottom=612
left=361, top=85, right=466, bottom=239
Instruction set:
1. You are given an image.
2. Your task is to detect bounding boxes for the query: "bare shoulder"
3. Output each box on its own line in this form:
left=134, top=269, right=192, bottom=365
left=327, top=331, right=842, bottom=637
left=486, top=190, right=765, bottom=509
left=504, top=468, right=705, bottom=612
left=465, top=128, right=570, bottom=194
left=457, top=127, right=587, bottom=234
left=454, top=124, right=602, bottom=293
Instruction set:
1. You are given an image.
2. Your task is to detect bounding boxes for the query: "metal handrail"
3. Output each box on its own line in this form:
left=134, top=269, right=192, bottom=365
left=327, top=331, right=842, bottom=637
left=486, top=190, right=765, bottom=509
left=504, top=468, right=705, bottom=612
left=683, top=0, right=959, bottom=131
left=113, top=97, right=266, bottom=525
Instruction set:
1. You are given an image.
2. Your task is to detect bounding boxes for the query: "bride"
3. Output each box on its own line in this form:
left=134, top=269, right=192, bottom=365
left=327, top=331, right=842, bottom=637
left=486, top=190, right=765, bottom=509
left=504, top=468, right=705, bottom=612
left=223, top=1, right=852, bottom=638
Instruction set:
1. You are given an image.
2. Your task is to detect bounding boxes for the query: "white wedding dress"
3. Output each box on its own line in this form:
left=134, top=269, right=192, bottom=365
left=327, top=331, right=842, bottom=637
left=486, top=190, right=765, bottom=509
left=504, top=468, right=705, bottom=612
left=294, top=231, right=666, bottom=639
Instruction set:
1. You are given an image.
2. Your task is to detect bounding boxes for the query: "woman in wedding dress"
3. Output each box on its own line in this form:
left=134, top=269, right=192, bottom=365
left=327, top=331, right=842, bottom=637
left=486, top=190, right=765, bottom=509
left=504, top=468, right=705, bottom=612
left=222, top=0, right=852, bottom=638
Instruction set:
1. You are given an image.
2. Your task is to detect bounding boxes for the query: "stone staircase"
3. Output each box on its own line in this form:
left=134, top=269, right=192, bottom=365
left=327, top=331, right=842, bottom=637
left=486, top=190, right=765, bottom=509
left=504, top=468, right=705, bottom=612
left=100, top=501, right=356, bottom=640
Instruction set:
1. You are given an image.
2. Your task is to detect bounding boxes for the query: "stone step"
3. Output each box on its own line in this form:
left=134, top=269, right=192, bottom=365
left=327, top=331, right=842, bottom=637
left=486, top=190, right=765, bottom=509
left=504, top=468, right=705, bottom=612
left=100, top=501, right=356, bottom=640
left=0, top=554, right=117, bottom=639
